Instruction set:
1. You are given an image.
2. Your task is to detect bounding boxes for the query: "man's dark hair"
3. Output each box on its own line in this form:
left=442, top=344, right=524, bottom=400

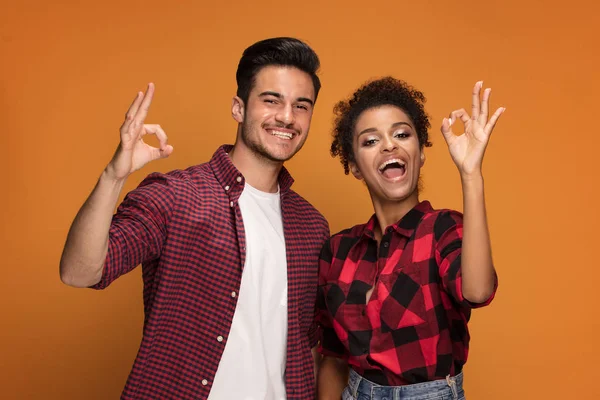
left=236, top=37, right=321, bottom=104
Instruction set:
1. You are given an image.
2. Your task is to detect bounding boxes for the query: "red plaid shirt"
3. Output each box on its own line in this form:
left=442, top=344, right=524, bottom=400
left=92, top=145, right=329, bottom=399
left=316, top=201, right=497, bottom=385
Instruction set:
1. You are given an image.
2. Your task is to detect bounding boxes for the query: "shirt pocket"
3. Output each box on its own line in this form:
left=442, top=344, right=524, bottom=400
left=378, top=264, right=428, bottom=331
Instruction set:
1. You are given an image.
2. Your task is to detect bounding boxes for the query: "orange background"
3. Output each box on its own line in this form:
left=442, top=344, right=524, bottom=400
left=2, top=0, right=599, bottom=398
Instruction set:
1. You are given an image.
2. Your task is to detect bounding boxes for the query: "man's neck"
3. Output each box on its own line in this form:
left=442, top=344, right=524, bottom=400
left=228, top=143, right=282, bottom=193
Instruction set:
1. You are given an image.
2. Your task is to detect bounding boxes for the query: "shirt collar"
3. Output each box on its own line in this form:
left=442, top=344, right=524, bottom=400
left=209, top=144, right=295, bottom=194
left=361, top=201, right=433, bottom=239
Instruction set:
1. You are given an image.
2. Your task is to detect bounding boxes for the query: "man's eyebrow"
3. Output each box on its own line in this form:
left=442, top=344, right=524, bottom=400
left=259, top=91, right=282, bottom=98
left=296, top=97, right=314, bottom=106
left=258, top=91, right=314, bottom=106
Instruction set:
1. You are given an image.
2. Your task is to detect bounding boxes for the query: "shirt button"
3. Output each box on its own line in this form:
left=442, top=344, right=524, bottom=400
left=230, top=201, right=234, bottom=207
left=217, top=335, right=224, bottom=342
left=236, top=176, right=242, bottom=183
left=202, top=379, right=208, bottom=386
left=231, top=291, right=237, bottom=298
left=383, top=241, right=389, bottom=247
left=225, top=185, right=230, bottom=191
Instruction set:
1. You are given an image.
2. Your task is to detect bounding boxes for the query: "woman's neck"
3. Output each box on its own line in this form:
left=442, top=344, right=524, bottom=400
left=370, top=192, right=420, bottom=240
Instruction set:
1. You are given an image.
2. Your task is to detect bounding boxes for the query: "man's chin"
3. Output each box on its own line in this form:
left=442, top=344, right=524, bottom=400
left=261, top=144, right=300, bottom=163
left=251, top=148, right=290, bottom=164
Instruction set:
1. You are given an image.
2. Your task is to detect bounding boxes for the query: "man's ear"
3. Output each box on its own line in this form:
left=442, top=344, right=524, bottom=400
left=350, top=162, right=363, bottom=180
left=232, top=96, right=244, bottom=123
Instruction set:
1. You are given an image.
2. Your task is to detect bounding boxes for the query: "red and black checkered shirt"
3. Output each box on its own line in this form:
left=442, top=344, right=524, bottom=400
left=92, top=145, right=329, bottom=399
left=316, top=201, right=497, bottom=386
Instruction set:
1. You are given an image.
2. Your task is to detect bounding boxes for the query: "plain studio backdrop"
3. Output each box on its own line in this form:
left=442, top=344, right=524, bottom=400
left=1, top=0, right=598, bottom=398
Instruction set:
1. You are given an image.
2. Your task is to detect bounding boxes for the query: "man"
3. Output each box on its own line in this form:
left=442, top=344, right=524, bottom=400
left=60, top=37, right=329, bottom=400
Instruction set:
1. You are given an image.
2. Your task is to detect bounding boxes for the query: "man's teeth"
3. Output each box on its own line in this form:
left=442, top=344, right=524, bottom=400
left=271, top=130, right=293, bottom=140
left=378, top=159, right=405, bottom=170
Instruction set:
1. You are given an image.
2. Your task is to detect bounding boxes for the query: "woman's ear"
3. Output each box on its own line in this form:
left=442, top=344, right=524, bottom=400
left=350, top=162, right=363, bottom=180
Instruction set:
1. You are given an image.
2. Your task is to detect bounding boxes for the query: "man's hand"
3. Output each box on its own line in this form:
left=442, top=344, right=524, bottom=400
left=106, top=83, right=173, bottom=181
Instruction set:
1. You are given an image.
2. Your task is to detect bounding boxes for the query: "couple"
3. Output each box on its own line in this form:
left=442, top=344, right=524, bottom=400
left=60, top=37, right=503, bottom=400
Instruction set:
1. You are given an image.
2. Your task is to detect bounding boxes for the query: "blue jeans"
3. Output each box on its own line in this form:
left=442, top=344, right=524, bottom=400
left=342, top=368, right=466, bottom=400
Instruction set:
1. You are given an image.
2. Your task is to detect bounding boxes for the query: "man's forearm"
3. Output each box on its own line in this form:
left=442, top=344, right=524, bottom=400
left=59, top=169, right=126, bottom=287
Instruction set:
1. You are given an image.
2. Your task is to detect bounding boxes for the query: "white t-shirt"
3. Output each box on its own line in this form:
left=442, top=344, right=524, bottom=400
left=208, top=183, right=288, bottom=400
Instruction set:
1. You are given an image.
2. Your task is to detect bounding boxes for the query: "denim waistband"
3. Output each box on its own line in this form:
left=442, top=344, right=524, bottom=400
left=346, top=368, right=464, bottom=400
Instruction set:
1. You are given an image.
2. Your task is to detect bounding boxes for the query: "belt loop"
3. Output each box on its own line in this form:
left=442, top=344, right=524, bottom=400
left=352, top=371, right=359, bottom=398
left=446, top=374, right=458, bottom=399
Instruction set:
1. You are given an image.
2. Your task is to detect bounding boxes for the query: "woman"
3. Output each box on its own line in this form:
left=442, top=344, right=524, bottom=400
left=316, top=77, right=504, bottom=400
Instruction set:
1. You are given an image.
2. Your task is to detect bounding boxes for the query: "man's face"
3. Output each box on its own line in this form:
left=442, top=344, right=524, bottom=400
left=233, top=65, right=315, bottom=163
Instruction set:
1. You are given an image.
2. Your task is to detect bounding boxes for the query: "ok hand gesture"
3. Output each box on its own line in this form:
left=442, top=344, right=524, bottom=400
left=441, top=81, right=505, bottom=177
left=107, top=83, right=173, bottom=180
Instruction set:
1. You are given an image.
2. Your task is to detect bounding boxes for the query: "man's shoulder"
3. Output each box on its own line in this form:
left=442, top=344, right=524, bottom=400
left=285, top=189, right=328, bottom=228
left=138, top=162, right=214, bottom=190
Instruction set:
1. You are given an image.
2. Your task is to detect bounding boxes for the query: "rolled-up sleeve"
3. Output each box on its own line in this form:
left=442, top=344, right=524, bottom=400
left=434, top=211, right=497, bottom=308
left=90, top=173, right=174, bottom=290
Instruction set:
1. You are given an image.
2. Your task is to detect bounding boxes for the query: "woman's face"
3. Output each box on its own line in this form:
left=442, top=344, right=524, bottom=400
left=350, top=105, right=424, bottom=205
